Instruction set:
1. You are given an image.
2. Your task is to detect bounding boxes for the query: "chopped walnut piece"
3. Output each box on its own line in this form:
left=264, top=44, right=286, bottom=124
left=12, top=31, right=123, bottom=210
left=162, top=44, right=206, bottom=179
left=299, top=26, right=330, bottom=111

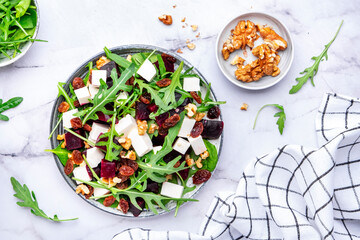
left=222, top=20, right=259, bottom=60
left=84, top=141, right=90, bottom=149
left=257, top=24, right=288, bottom=51
left=185, top=103, right=197, bottom=118
left=185, top=154, right=195, bottom=167
left=200, top=150, right=209, bottom=160
left=137, top=120, right=148, bottom=135
left=125, top=150, right=136, bottom=161
left=158, top=14, right=173, bottom=25
left=61, top=140, right=66, bottom=148
left=173, top=4, right=176, bottom=8
left=148, top=123, right=159, bottom=134
left=96, top=56, right=110, bottom=69
left=181, top=17, right=186, bottom=22
left=195, top=32, right=200, bottom=38
left=230, top=55, right=245, bottom=67
left=120, top=137, right=132, bottom=150
left=195, top=157, right=203, bottom=168
left=113, top=177, right=122, bottom=184
left=186, top=39, right=190, bottom=44
left=117, top=199, right=129, bottom=214
left=177, top=49, right=183, bottom=54
left=76, top=184, right=90, bottom=195
left=120, top=151, right=126, bottom=158
left=57, top=134, right=65, bottom=141
left=194, top=112, right=206, bottom=121
left=166, top=174, right=173, bottom=181
left=191, top=25, right=198, bottom=31
left=187, top=43, right=196, bottom=50
left=240, top=103, right=248, bottom=111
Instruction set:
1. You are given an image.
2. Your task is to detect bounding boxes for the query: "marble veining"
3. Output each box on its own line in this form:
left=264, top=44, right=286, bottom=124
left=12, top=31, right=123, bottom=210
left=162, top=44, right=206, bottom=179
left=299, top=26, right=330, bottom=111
left=1, top=0, right=360, bottom=239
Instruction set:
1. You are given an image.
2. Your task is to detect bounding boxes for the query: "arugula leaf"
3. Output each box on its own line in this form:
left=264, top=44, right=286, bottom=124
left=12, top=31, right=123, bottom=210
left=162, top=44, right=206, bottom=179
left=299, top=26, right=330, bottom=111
left=104, top=47, right=131, bottom=68
left=45, top=141, right=70, bottom=166
left=15, top=0, right=30, bottom=18
left=253, top=104, right=286, bottom=135
left=202, top=140, right=218, bottom=172
left=57, top=83, right=75, bottom=109
left=82, top=65, right=136, bottom=124
left=0, top=97, right=23, bottom=121
left=159, top=61, right=183, bottom=110
left=136, top=79, right=167, bottom=109
left=10, top=177, right=78, bottom=221
left=289, top=20, right=343, bottom=94
left=156, top=54, right=166, bottom=76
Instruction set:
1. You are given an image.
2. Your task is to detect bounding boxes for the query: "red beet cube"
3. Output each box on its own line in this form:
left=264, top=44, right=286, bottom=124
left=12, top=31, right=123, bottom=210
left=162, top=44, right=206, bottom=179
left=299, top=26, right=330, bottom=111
left=100, top=159, right=116, bottom=178
left=65, top=130, right=84, bottom=150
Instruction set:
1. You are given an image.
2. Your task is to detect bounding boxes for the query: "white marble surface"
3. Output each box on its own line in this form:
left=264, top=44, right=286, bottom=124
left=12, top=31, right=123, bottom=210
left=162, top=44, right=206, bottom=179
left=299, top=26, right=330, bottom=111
left=1, top=0, right=360, bottom=239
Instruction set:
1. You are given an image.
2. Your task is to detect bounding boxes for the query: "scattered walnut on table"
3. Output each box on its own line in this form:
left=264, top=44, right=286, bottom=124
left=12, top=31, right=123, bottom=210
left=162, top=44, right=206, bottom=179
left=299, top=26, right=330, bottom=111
left=177, top=49, right=183, bottom=54
left=158, top=14, right=173, bottom=25
left=240, top=103, right=248, bottom=111
left=181, top=17, right=186, bottom=22
left=191, top=25, right=198, bottom=32
left=187, top=43, right=196, bottom=50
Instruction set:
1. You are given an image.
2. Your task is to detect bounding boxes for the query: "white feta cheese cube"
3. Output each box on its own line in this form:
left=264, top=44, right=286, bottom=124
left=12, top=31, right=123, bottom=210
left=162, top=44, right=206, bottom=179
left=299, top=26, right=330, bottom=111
left=88, top=84, right=99, bottom=99
left=183, top=77, right=200, bottom=92
left=86, top=147, right=104, bottom=168
left=89, top=122, right=109, bottom=142
left=115, top=114, right=137, bottom=136
left=188, top=136, right=207, bottom=155
left=116, top=91, right=129, bottom=105
left=93, top=187, right=110, bottom=199
left=160, top=182, right=184, bottom=198
left=173, top=137, right=190, bottom=155
left=62, top=109, right=79, bottom=129
left=74, top=87, right=91, bottom=105
left=91, top=70, right=107, bottom=87
left=128, top=128, right=153, bottom=157
left=153, top=146, right=163, bottom=154
left=178, top=117, right=196, bottom=138
left=73, top=165, right=91, bottom=184
left=137, top=59, right=156, bottom=82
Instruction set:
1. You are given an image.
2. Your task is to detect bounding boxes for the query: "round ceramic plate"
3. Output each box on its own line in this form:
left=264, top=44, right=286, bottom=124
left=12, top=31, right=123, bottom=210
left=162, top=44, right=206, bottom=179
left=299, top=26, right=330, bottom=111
left=216, top=12, right=294, bottom=90
left=0, top=0, right=40, bottom=67
left=49, top=44, right=223, bottom=217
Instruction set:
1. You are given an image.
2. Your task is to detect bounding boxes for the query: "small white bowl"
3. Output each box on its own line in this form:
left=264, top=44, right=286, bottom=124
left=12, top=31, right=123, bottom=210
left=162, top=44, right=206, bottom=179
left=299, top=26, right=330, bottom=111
left=215, top=12, right=294, bottom=90
left=0, top=0, right=40, bottom=67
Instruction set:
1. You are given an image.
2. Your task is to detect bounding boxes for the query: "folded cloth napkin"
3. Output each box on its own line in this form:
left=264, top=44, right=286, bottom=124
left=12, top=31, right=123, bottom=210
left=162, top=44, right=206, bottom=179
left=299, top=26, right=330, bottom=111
left=114, top=93, right=360, bottom=240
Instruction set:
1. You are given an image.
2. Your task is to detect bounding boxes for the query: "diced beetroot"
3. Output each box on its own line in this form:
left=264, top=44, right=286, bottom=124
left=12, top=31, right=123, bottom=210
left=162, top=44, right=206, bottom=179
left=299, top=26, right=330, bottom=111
left=100, top=159, right=116, bottom=178
left=95, top=134, right=107, bottom=151
left=65, top=130, right=84, bottom=150
left=96, top=111, right=111, bottom=122
left=86, top=165, right=101, bottom=180
left=152, top=135, right=165, bottom=146
left=154, top=57, right=174, bottom=73
left=145, top=180, right=160, bottom=194
left=169, top=106, right=184, bottom=116
left=164, top=149, right=184, bottom=163
left=201, top=120, right=224, bottom=140
left=147, top=103, right=158, bottom=113
left=179, top=168, right=189, bottom=180
left=99, top=61, right=120, bottom=88
left=129, top=198, right=145, bottom=217
left=135, top=102, right=150, bottom=120
left=155, top=112, right=169, bottom=126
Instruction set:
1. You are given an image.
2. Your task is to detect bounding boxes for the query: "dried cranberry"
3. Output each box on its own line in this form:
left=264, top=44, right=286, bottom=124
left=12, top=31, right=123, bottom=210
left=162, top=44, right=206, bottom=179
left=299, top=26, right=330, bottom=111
left=158, top=126, right=168, bottom=136
left=83, top=123, right=92, bottom=132
left=207, top=106, right=221, bottom=119
left=126, top=76, right=135, bottom=86
left=116, top=173, right=129, bottom=183
left=156, top=78, right=171, bottom=87
left=116, top=182, right=128, bottom=190
left=147, top=103, right=158, bottom=113
left=161, top=53, right=176, bottom=63
left=72, top=150, right=84, bottom=165
left=119, top=199, right=129, bottom=214
left=58, top=102, right=70, bottom=113
left=201, top=120, right=224, bottom=140
left=103, top=196, right=116, bottom=207
left=190, top=91, right=202, bottom=104
left=72, top=77, right=85, bottom=90
left=70, top=117, right=82, bottom=129
left=139, top=93, right=151, bottom=105
left=119, top=166, right=135, bottom=177
left=162, top=114, right=180, bottom=129
left=192, top=169, right=211, bottom=184
left=64, top=158, right=74, bottom=175
left=84, top=185, right=94, bottom=199
left=190, top=122, right=204, bottom=138
left=73, top=100, right=80, bottom=108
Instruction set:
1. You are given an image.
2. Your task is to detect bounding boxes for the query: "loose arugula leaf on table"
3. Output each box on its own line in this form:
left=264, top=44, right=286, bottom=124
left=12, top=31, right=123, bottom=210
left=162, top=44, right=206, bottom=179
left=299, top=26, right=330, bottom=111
left=45, top=141, right=70, bottom=166
left=82, top=65, right=136, bottom=124
left=253, top=104, right=286, bottom=135
left=10, top=177, right=78, bottom=221
left=0, top=97, right=23, bottom=121
left=289, top=20, right=343, bottom=94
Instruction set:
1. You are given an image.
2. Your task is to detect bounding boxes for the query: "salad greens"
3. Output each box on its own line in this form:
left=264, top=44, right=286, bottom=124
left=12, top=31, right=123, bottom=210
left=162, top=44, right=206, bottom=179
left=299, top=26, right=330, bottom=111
left=253, top=104, right=286, bottom=135
left=0, top=97, right=23, bottom=121
left=289, top=20, right=344, bottom=94
left=0, top=0, right=45, bottom=59
left=48, top=47, right=225, bottom=216
left=11, top=177, right=78, bottom=221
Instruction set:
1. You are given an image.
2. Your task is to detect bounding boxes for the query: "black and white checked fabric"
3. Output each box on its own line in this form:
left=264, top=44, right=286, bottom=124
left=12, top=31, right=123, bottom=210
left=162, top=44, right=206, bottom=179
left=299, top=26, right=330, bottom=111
left=113, top=93, right=360, bottom=240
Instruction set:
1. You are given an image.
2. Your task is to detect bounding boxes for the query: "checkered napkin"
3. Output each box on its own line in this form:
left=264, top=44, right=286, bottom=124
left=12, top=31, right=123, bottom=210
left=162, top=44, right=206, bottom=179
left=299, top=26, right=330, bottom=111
left=113, top=93, right=360, bottom=240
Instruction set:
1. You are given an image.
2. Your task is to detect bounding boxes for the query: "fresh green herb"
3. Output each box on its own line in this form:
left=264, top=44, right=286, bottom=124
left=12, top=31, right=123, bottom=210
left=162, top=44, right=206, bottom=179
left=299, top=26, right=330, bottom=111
left=82, top=66, right=135, bottom=124
left=202, top=140, right=218, bottom=172
left=159, top=61, right=183, bottom=110
left=289, top=20, right=343, bottom=94
left=83, top=61, right=93, bottom=85
left=57, top=83, right=75, bottom=109
left=104, top=46, right=131, bottom=68
left=0, top=97, right=23, bottom=121
left=10, top=177, right=78, bottom=221
left=136, top=79, right=167, bottom=109
left=48, top=114, right=62, bottom=139
left=253, top=104, right=286, bottom=135
left=45, top=141, right=70, bottom=166
left=156, top=54, right=166, bottom=76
